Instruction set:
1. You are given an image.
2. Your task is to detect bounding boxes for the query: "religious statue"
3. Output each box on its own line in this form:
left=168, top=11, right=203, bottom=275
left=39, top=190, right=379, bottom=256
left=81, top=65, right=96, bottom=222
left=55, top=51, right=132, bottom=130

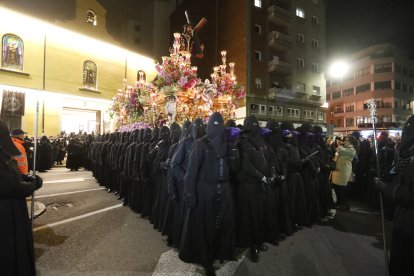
left=180, top=10, right=207, bottom=59
left=165, top=95, right=177, bottom=124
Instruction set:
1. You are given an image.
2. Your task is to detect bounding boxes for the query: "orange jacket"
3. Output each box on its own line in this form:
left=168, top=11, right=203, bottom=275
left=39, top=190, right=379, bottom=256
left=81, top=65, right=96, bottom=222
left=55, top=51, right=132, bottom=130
left=11, top=137, right=28, bottom=175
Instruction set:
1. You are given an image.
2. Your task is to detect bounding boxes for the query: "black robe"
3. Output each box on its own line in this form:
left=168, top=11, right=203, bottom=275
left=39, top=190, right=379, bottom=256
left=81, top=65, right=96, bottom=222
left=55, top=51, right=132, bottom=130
left=179, top=137, right=236, bottom=266
left=0, top=150, right=37, bottom=276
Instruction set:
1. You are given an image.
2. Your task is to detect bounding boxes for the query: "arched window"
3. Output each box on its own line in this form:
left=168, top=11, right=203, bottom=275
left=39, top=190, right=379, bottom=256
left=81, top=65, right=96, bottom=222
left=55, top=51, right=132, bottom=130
left=2, top=34, right=24, bottom=71
left=137, top=70, right=146, bottom=82
left=86, top=9, right=97, bottom=26
left=83, top=60, right=97, bottom=89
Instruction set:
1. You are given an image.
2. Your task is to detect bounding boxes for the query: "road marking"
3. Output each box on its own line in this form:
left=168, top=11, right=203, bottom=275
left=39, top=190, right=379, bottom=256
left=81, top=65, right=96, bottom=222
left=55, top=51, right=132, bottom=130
left=35, top=187, right=106, bottom=198
left=33, top=203, right=123, bottom=232
left=44, top=177, right=85, bottom=184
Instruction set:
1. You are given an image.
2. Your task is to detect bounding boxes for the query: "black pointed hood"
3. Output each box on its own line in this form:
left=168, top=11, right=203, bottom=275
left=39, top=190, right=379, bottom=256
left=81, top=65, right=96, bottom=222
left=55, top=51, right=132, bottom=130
left=160, top=126, right=170, bottom=140
left=143, top=128, right=152, bottom=143
left=244, top=115, right=262, bottom=146
left=181, top=120, right=192, bottom=140
left=0, top=120, right=20, bottom=156
left=266, top=119, right=283, bottom=147
left=170, top=122, right=182, bottom=144
left=206, top=112, right=227, bottom=157
left=225, top=119, right=236, bottom=128
left=191, top=118, right=206, bottom=140
left=151, top=127, right=160, bottom=142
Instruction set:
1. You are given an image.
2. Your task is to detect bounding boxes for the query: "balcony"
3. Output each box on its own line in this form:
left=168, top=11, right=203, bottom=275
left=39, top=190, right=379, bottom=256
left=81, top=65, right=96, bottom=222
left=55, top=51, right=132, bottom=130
left=267, top=31, right=291, bottom=51
left=268, top=58, right=291, bottom=75
left=309, top=91, right=321, bottom=100
left=268, top=5, right=291, bottom=26
left=268, top=87, right=308, bottom=101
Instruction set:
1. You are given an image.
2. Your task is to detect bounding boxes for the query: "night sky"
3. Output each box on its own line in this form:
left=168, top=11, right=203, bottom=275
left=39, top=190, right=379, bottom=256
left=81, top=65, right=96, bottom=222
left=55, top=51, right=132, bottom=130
left=326, top=0, right=414, bottom=60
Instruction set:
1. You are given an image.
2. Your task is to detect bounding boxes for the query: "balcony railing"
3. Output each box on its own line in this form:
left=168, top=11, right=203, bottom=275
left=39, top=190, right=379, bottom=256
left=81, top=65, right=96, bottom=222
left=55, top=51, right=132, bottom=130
left=268, top=5, right=291, bottom=25
left=268, top=59, right=291, bottom=74
left=267, top=31, right=291, bottom=50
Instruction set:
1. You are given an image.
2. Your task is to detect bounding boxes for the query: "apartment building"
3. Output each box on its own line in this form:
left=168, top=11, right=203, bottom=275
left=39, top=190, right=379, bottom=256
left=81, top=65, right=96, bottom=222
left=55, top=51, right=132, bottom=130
left=326, top=43, right=414, bottom=134
left=170, top=0, right=327, bottom=126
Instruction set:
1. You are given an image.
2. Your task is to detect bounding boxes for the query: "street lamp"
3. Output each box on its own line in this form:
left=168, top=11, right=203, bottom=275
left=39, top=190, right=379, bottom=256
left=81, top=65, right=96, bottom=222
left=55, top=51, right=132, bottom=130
left=327, top=60, right=349, bottom=135
left=329, top=60, right=349, bottom=78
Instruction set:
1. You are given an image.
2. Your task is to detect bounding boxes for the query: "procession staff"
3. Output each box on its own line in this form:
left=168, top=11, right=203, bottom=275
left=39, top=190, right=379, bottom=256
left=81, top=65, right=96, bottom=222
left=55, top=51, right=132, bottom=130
left=179, top=112, right=238, bottom=276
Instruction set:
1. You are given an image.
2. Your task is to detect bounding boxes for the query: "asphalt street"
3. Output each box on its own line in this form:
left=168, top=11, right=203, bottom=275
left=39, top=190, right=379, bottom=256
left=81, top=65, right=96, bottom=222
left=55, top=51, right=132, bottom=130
left=33, top=166, right=389, bottom=276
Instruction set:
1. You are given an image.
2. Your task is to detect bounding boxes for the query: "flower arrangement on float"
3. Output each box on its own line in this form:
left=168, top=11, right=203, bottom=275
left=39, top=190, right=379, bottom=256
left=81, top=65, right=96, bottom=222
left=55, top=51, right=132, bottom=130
left=109, top=31, right=246, bottom=129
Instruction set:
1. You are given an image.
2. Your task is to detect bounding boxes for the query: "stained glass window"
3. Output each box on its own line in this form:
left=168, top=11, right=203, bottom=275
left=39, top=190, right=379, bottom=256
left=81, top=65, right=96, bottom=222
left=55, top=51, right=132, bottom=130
left=137, top=70, right=146, bottom=82
left=83, top=60, right=97, bottom=89
left=2, top=34, right=24, bottom=71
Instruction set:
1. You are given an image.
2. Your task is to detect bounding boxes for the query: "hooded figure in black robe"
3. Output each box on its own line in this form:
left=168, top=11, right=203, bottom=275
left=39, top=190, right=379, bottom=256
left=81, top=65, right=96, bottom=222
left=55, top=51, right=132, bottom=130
left=37, top=135, right=52, bottom=172
left=266, top=119, right=294, bottom=237
left=179, top=112, right=238, bottom=275
left=151, top=126, right=171, bottom=229
left=161, top=122, right=182, bottom=242
left=66, top=138, right=82, bottom=171
left=171, top=119, right=205, bottom=248
left=140, top=128, right=155, bottom=217
left=129, top=129, right=145, bottom=212
left=297, top=123, right=321, bottom=226
left=0, top=120, right=42, bottom=276
left=236, top=115, right=277, bottom=262
left=280, top=122, right=307, bottom=229
left=313, top=125, right=335, bottom=217
left=124, top=130, right=139, bottom=206
left=379, top=115, right=414, bottom=275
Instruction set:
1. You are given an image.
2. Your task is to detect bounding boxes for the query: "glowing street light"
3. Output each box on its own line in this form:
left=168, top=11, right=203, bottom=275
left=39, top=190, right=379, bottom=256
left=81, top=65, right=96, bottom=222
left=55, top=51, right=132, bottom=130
left=329, top=60, right=349, bottom=78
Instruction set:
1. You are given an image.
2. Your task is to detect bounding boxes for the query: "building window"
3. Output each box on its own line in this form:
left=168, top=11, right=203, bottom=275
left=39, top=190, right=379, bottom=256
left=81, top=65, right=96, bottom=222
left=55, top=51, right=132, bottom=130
left=83, top=60, right=97, bottom=90
left=254, top=24, right=262, bottom=34
left=311, top=15, right=319, bottom=25
left=297, top=58, right=305, bottom=68
left=317, top=112, right=324, bottom=121
left=382, top=115, right=392, bottom=122
left=254, top=51, right=262, bottom=61
left=312, top=86, right=320, bottom=95
left=345, top=103, right=354, bottom=112
left=374, top=81, right=391, bottom=90
left=296, top=8, right=305, bottom=19
left=311, top=39, right=319, bottom=48
left=2, top=34, right=24, bottom=71
left=134, top=25, right=141, bottom=31
left=255, top=77, right=262, bottom=88
left=296, top=82, right=305, bottom=93
left=304, top=110, right=315, bottom=119
left=356, top=83, right=370, bottom=94
left=332, top=91, right=341, bottom=99
left=355, top=66, right=370, bottom=77
left=250, top=104, right=266, bottom=115
left=287, top=108, right=300, bottom=118
left=297, top=33, right=305, bottom=43
left=312, top=63, right=318, bottom=72
left=343, top=87, right=354, bottom=96
left=346, top=118, right=354, bottom=127
left=374, top=63, right=392, bottom=73
left=137, top=70, right=146, bottom=82
left=254, top=0, right=262, bottom=8
left=409, top=69, right=413, bottom=78
left=86, top=9, right=97, bottom=26
left=268, top=106, right=283, bottom=116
